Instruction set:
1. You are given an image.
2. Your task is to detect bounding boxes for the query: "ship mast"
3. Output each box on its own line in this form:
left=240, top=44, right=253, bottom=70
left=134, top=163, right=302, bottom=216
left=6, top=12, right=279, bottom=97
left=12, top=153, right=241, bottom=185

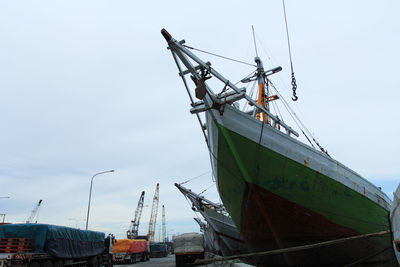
left=255, top=57, right=268, bottom=123
left=161, top=28, right=299, bottom=137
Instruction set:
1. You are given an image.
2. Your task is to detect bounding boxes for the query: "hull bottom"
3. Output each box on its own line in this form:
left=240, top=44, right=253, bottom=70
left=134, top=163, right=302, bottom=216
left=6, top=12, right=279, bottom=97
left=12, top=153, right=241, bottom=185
left=240, top=182, right=396, bottom=266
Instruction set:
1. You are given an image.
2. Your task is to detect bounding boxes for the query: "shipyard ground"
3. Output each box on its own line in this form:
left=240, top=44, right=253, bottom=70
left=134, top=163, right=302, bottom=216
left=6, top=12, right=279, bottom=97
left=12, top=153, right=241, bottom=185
left=116, top=254, right=175, bottom=266
left=114, top=253, right=253, bottom=267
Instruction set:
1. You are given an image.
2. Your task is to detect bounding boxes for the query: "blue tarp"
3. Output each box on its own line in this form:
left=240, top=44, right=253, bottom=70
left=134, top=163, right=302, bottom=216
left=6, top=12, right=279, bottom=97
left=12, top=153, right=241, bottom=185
left=150, top=242, right=167, bottom=252
left=0, top=224, right=105, bottom=258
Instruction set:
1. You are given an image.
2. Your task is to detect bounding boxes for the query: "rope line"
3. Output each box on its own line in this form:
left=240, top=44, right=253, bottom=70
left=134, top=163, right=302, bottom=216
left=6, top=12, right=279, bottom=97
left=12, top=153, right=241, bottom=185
left=192, top=230, right=391, bottom=265
left=179, top=171, right=211, bottom=185
left=269, top=80, right=329, bottom=155
left=283, top=0, right=294, bottom=71
left=199, top=183, right=216, bottom=196
left=282, top=0, right=298, bottom=101
left=252, top=25, right=259, bottom=57
left=183, top=45, right=256, bottom=67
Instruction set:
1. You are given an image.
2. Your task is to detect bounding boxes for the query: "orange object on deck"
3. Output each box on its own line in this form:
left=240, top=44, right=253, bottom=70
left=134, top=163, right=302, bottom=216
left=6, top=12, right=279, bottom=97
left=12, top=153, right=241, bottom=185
left=256, top=83, right=267, bottom=123
left=113, top=239, right=147, bottom=254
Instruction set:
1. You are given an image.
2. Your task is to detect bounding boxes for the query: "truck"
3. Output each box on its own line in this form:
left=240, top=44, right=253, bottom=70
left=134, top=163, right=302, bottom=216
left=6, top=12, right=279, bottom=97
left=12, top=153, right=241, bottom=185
left=112, top=239, right=149, bottom=264
left=149, top=242, right=168, bottom=258
left=173, top=233, right=204, bottom=267
left=0, top=223, right=114, bottom=267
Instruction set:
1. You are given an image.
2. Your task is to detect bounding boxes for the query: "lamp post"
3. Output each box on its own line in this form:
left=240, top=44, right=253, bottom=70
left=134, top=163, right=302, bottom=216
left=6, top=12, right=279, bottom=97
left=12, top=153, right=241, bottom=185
left=85, top=170, right=114, bottom=230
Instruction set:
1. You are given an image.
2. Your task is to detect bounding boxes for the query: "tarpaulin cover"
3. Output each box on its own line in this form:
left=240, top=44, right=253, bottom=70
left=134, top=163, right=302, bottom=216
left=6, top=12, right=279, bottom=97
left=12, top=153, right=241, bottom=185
left=0, top=224, right=105, bottom=258
left=113, top=239, right=147, bottom=254
left=174, top=233, right=204, bottom=254
left=150, top=242, right=167, bottom=252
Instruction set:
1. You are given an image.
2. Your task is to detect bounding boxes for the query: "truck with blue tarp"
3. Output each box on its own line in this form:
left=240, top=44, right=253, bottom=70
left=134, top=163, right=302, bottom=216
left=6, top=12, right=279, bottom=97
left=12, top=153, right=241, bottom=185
left=149, top=242, right=168, bottom=258
left=0, top=223, right=114, bottom=267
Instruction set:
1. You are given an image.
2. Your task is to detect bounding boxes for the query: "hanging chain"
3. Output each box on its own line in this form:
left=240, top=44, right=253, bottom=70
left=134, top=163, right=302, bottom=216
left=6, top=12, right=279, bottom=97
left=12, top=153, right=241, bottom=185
left=291, top=71, right=298, bottom=101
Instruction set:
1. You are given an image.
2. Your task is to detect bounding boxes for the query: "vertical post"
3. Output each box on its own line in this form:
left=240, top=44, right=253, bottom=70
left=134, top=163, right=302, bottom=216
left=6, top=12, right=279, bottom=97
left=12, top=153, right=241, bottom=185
left=255, top=56, right=267, bottom=123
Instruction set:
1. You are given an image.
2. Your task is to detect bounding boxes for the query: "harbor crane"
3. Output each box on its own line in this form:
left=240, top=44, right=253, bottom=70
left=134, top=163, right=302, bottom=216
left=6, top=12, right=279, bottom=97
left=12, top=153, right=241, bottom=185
left=147, top=183, right=159, bottom=243
left=127, top=191, right=145, bottom=239
left=26, top=199, right=42, bottom=223
left=162, top=205, right=166, bottom=243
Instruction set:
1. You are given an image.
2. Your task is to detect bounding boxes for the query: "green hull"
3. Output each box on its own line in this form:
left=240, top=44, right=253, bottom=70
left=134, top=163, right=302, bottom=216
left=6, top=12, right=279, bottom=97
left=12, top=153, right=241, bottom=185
left=212, top=120, right=395, bottom=265
left=216, top=122, right=389, bottom=233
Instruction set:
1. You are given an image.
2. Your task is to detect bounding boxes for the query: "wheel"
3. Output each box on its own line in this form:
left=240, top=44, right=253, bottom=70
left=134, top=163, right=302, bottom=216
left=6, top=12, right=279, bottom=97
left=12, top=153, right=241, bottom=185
left=43, top=260, right=54, bottom=267
left=175, top=255, right=185, bottom=267
left=53, top=260, right=64, bottom=267
left=28, top=261, right=40, bottom=267
left=96, top=256, right=102, bottom=267
left=88, top=257, right=99, bottom=267
left=105, top=255, right=113, bottom=267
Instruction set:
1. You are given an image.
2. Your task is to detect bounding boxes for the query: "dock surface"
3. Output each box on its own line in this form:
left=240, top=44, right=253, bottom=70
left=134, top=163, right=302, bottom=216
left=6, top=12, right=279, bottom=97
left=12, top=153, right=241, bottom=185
left=116, top=254, right=175, bottom=266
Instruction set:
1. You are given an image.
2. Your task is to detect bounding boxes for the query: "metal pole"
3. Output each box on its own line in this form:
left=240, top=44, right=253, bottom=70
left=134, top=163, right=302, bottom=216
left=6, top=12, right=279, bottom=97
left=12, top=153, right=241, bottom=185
left=85, top=170, right=114, bottom=230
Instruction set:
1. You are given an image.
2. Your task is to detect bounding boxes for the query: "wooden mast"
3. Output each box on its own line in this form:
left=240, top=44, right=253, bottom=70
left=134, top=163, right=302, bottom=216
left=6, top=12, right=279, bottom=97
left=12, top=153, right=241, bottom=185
left=255, top=57, right=267, bottom=123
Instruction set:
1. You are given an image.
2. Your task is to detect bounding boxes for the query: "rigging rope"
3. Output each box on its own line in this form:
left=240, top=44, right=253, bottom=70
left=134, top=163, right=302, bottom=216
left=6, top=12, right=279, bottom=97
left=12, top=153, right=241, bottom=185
left=242, top=81, right=256, bottom=113
left=179, top=171, right=211, bottom=185
left=183, top=45, right=256, bottom=67
left=269, top=81, right=329, bottom=154
left=252, top=25, right=259, bottom=57
left=282, top=0, right=298, bottom=101
left=198, top=183, right=216, bottom=196
left=183, top=195, right=203, bottom=222
left=170, top=50, right=210, bottom=145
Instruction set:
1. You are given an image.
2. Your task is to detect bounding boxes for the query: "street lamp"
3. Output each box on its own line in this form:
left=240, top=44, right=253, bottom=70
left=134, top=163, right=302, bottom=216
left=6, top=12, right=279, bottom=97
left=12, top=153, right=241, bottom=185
left=85, top=170, right=114, bottom=230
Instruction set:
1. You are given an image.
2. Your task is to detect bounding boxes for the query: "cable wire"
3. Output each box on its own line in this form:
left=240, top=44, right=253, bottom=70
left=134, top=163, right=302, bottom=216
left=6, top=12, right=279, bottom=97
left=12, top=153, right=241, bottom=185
left=179, top=171, right=211, bottom=185
left=183, top=45, right=256, bottom=67
left=283, top=0, right=298, bottom=101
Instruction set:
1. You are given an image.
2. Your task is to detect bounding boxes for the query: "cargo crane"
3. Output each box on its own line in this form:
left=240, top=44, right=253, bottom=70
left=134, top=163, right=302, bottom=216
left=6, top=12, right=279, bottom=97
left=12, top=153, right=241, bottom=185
left=26, top=199, right=42, bottom=223
left=147, top=183, right=159, bottom=243
left=127, top=191, right=145, bottom=239
left=162, top=205, right=166, bottom=243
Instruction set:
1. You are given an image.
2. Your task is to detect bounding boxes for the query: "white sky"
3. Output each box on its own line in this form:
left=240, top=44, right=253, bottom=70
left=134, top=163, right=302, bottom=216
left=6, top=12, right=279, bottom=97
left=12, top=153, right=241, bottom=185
left=0, top=1, right=399, bottom=239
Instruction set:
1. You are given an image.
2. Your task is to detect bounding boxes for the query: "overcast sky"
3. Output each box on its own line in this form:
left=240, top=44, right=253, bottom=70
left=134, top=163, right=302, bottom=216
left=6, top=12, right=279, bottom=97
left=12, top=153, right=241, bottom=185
left=0, top=0, right=399, bottom=239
